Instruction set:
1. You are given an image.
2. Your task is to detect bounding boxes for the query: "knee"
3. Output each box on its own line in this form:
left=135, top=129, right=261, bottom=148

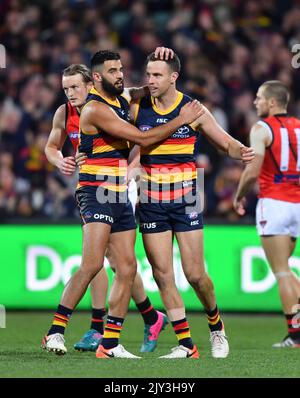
left=152, top=268, right=175, bottom=291
left=116, top=258, right=137, bottom=281
left=80, top=263, right=102, bottom=280
left=185, top=269, right=207, bottom=288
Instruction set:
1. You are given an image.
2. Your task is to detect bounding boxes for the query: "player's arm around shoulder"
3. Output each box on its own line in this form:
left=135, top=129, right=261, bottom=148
left=192, top=106, right=255, bottom=164
left=80, top=99, right=143, bottom=141
left=84, top=98, right=203, bottom=146
left=45, top=104, right=76, bottom=175
left=123, top=87, right=149, bottom=103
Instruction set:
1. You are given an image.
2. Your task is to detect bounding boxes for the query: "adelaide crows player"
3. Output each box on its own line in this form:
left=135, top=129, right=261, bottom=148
left=44, top=62, right=171, bottom=354
left=132, top=52, right=254, bottom=358
left=43, top=52, right=204, bottom=358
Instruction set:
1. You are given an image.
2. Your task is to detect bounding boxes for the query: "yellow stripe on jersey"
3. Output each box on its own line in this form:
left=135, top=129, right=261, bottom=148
left=141, top=144, right=194, bottom=155
left=93, top=142, right=129, bottom=154
left=142, top=170, right=197, bottom=184
left=133, top=99, right=141, bottom=124
left=103, top=185, right=127, bottom=192
left=120, top=93, right=130, bottom=104
left=80, top=165, right=127, bottom=176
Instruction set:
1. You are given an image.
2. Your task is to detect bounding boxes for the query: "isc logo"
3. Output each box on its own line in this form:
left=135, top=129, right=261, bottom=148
left=156, top=118, right=168, bottom=123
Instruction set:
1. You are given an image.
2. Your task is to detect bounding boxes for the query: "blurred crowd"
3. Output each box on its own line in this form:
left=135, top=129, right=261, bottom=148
left=0, top=0, right=299, bottom=223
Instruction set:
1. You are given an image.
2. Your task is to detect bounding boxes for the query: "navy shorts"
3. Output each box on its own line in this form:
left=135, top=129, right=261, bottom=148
left=138, top=200, right=203, bottom=233
left=76, top=186, right=136, bottom=233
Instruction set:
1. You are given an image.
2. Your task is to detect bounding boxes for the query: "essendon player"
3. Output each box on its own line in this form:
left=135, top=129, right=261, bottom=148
left=44, top=61, right=170, bottom=355
left=234, top=80, right=300, bottom=347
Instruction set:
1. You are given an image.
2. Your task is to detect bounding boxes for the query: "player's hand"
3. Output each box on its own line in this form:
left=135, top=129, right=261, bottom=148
left=154, top=47, right=174, bottom=60
left=179, top=100, right=205, bottom=125
left=240, top=146, right=255, bottom=164
left=59, top=156, right=76, bottom=175
left=75, top=151, right=87, bottom=167
left=233, top=196, right=246, bottom=216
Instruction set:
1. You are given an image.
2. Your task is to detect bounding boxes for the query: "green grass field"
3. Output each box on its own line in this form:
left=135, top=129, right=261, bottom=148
left=0, top=311, right=299, bottom=378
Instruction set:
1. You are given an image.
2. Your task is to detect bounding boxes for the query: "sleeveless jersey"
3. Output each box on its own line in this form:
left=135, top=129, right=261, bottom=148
left=258, top=114, right=300, bottom=202
left=77, top=87, right=130, bottom=192
left=135, top=91, right=197, bottom=201
left=65, top=102, right=80, bottom=151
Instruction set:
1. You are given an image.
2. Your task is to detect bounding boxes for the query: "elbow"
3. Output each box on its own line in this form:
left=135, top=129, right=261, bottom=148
left=245, top=170, right=259, bottom=183
left=138, top=138, right=150, bottom=147
left=44, top=144, right=57, bottom=162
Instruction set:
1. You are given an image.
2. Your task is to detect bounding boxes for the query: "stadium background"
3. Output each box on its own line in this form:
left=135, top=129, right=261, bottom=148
left=0, top=0, right=300, bottom=312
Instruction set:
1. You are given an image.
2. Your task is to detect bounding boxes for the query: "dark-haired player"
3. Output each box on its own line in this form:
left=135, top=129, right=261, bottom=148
left=234, top=80, right=300, bottom=348
left=44, top=61, right=169, bottom=354
left=42, top=50, right=204, bottom=358
left=132, top=52, right=254, bottom=358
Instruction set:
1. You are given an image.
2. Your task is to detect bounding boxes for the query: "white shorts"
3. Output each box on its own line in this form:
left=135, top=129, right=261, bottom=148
left=128, top=178, right=138, bottom=214
left=256, top=198, right=300, bottom=237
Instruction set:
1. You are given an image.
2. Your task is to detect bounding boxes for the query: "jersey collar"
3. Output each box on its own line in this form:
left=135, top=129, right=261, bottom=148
left=89, top=87, right=120, bottom=108
left=151, top=91, right=183, bottom=115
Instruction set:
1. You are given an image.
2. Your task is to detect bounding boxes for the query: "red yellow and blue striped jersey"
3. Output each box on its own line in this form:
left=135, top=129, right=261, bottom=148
left=77, top=87, right=130, bottom=192
left=134, top=91, right=198, bottom=201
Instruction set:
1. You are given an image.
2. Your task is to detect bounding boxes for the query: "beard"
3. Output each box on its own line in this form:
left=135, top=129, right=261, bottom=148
left=102, top=76, right=124, bottom=96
